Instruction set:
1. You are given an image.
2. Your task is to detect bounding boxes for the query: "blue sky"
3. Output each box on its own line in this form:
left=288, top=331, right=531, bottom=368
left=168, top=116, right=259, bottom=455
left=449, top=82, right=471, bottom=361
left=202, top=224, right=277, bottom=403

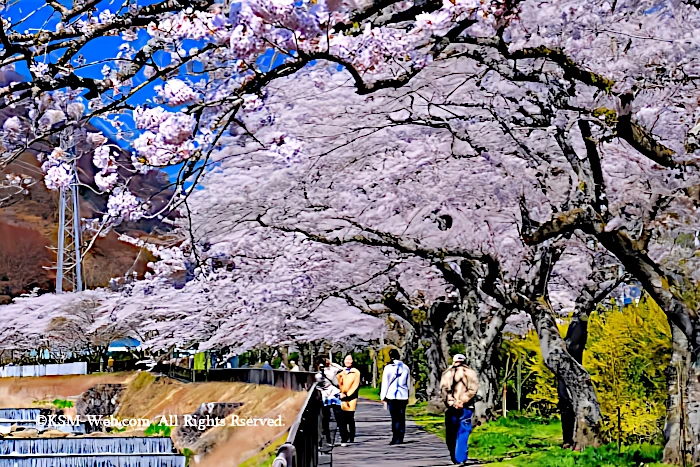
left=3, top=0, right=282, bottom=183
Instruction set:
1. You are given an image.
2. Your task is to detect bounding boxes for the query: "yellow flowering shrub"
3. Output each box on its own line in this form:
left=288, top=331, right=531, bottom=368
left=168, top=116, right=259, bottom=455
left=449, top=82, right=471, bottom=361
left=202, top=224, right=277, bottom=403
left=502, top=297, right=671, bottom=443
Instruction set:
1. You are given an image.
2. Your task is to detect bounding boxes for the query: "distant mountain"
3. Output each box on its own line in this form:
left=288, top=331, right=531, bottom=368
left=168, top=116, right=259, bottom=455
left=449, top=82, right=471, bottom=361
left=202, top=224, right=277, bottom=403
left=0, top=70, right=176, bottom=303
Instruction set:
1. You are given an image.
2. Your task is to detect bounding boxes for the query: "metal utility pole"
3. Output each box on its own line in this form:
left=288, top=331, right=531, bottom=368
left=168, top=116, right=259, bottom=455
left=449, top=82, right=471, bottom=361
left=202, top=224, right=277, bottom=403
left=55, top=160, right=83, bottom=293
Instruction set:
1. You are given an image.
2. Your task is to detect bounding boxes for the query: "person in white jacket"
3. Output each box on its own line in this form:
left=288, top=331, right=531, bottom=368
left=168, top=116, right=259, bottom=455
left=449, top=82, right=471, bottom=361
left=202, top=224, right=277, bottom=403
left=380, top=349, right=411, bottom=445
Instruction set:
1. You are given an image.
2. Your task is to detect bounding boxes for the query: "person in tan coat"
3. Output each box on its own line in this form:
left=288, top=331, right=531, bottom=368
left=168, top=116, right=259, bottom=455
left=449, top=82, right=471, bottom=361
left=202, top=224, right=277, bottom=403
left=336, top=354, right=361, bottom=446
left=440, top=353, right=479, bottom=464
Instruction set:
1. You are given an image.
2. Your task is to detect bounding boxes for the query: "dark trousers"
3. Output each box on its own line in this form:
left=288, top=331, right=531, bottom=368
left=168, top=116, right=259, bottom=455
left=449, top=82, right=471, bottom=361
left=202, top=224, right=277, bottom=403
left=337, top=410, right=356, bottom=442
left=558, top=379, right=575, bottom=446
left=445, top=407, right=473, bottom=464
left=387, top=399, right=408, bottom=443
left=321, top=405, right=341, bottom=443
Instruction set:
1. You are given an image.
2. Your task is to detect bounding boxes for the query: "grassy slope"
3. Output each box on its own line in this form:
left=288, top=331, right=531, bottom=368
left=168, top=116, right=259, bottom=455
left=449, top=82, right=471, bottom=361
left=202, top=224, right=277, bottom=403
left=404, top=400, right=671, bottom=467
left=0, top=372, right=138, bottom=408
left=238, top=432, right=287, bottom=467
left=0, top=372, right=302, bottom=467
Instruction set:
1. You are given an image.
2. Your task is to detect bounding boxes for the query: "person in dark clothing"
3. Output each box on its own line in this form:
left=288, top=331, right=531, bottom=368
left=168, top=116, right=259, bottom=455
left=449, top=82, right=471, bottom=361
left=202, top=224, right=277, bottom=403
left=315, top=356, right=343, bottom=445
left=380, top=349, right=411, bottom=445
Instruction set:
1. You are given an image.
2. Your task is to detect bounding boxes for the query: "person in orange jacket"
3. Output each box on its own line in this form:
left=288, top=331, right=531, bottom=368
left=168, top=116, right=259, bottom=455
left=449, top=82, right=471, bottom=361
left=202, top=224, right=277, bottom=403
left=336, top=354, right=361, bottom=446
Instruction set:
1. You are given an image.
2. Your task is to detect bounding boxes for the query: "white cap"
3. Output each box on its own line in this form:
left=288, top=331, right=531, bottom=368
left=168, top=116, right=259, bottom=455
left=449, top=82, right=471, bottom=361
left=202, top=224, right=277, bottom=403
left=452, top=354, right=466, bottom=363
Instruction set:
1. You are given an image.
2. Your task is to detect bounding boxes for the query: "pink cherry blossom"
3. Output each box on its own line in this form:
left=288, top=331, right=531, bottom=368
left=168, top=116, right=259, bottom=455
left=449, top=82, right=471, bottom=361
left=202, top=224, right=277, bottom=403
left=93, top=145, right=114, bottom=170
left=106, top=187, right=144, bottom=223
left=158, top=113, right=195, bottom=145
left=2, top=116, right=21, bottom=133
left=43, top=164, right=72, bottom=191
left=156, top=79, right=200, bottom=106
left=95, top=171, right=119, bottom=191
left=133, top=106, right=170, bottom=130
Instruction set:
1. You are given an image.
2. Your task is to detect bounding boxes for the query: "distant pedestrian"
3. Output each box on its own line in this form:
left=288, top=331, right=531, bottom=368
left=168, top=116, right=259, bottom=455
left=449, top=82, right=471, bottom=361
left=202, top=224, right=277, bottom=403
left=315, top=356, right=343, bottom=445
left=440, top=353, right=479, bottom=465
left=289, top=360, right=300, bottom=372
left=107, top=356, right=114, bottom=373
left=337, top=354, right=360, bottom=447
left=380, top=349, right=411, bottom=445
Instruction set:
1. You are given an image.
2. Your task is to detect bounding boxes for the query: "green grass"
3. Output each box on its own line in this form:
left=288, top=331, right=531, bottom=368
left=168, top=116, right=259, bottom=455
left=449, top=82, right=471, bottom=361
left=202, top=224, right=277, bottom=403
left=406, top=403, right=671, bottom=467
left=469, top=413, right=562, bottom=462
left=487, top=443, right=669, bottom=467
left=406, top=402, right=445, bottom=438
left=181, top=448, right=195, bottom=467
left=51, top=398, right=74, bottom=409
left=144, top=422, right=172, bottom=437
left=358, top=386, right=381, bottom=401
left=238, top=432, right=288, bottom=467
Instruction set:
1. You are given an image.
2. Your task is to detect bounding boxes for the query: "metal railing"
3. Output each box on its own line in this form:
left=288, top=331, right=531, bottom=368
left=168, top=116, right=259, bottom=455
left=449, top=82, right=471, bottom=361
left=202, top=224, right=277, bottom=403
left=152, top=364, right=326, bottom=465
left=87, top=360, right=135, bottom=373
left=273, top=383, right=323, bottom=467
left=153, top=364, right=316, bottom=391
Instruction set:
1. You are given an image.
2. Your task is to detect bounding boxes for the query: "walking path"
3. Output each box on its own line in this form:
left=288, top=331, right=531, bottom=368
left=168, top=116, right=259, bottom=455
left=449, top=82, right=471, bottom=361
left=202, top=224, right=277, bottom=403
left=332, top=399, right=472, bottom=467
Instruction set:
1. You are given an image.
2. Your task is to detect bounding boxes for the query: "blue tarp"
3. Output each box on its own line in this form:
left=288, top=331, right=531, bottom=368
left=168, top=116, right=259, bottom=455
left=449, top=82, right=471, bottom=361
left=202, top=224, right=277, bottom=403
left=107, top=337, right=141, bottom=352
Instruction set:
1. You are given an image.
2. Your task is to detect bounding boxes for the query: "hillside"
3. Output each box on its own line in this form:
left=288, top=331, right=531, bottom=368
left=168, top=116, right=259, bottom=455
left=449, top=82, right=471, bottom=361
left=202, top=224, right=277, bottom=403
left=0, top=69, right=175, bottom=302
left=0, top=372, right=305, bottom=466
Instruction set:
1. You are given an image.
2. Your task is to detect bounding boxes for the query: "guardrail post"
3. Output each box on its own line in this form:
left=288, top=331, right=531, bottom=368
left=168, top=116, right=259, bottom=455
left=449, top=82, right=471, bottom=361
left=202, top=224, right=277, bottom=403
left=273, top=443, right=296, bottom=467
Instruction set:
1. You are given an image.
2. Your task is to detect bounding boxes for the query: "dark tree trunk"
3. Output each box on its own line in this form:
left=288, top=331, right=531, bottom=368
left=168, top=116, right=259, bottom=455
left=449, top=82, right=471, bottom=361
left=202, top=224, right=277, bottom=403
left=424, top=328, right=446, bottom=401
left=281, top=346, right=289, bottom=367
left=663, top=324, right=697, bottom=466
left=559, top=311, right=589, bottom=445
left=559, top=272, right=621, bottom=446
left=519, top=126, right=700, bottom=460
left=528, top=300, right=602, bottom=448
left=422, top=301, right=451, bottom=402
left=461, top=288, right=505, bottom=422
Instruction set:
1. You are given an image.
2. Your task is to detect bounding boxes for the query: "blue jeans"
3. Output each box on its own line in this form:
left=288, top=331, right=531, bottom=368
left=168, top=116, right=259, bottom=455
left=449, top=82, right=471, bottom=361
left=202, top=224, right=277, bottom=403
left=445, top=407, right=473, bottom=464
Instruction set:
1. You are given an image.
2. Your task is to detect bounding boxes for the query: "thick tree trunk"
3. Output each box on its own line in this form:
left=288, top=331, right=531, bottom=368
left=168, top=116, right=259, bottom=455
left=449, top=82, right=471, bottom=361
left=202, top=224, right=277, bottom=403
left=281, top=346, right=289, bottom=367
left=424, top=329, right=446, bottom=401
left=558, top=271, right=622, bottom=447
left=559, top=311, right=589, bottom=446
left=475, top=358, right=500, bottom=422
left=412, top=302, right=449, bottom=404
left=688, top=363, right=700, bottom=465
left=663, top=323, right=697, bottom=465
left=371, top=347, right=378, bottom=388
left=528, top=300, right=602, bottom=449
left=521, top=173, right=700, bottom=460
left=461, top=289, right=505, bottom=422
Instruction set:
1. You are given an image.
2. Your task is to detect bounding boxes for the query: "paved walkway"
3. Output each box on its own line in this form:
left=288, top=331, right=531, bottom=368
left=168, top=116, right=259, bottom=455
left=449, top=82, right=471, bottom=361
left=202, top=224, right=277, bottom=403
left=331, top=399, right=463, bottom=467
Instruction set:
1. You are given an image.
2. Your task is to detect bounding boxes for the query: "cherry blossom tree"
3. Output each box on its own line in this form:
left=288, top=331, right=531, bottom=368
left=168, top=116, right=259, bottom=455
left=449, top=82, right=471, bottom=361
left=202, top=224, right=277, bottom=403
left=173, top=61, right=623, bottom=441
left=0, top=0, right=699, bottom=460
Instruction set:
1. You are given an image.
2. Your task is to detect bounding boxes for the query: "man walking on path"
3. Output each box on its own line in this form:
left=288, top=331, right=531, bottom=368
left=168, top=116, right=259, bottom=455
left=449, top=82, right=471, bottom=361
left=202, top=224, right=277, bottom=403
left=380, top=348, right=411, bottom=445
left=440, top=353, right=479, bottom=465
left=337, top=354, right=361, bottom=447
